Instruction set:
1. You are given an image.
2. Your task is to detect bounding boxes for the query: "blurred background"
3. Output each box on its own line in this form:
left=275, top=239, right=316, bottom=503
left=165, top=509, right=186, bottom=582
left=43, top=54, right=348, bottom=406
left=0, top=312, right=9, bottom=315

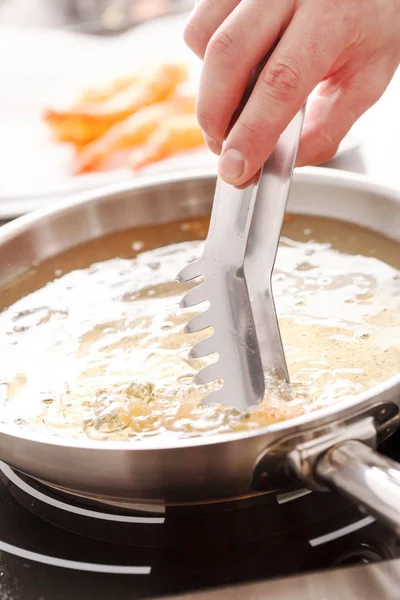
left=0, top=0, right=194, bottom=33
left=0, top=0, right=398, bottom=219
left=0, top=0, right=216, bottom=217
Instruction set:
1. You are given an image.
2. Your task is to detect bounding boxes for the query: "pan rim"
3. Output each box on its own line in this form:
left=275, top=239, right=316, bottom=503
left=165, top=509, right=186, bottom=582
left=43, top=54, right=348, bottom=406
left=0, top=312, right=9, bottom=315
left=0, top=166, right=399, bottom=452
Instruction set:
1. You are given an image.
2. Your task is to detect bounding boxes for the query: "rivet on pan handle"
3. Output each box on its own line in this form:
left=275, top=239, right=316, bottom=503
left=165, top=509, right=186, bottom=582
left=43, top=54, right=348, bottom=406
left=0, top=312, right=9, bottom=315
left=287, top=416, right=377, bottom=491
left=289, top=416, right=400, bottom=536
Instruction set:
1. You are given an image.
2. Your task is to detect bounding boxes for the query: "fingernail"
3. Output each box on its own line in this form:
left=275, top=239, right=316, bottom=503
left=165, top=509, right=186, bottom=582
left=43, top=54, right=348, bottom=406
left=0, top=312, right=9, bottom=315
left=204, top=133, right=222, bottom=156
left=219, top=148, right=245, bottom=181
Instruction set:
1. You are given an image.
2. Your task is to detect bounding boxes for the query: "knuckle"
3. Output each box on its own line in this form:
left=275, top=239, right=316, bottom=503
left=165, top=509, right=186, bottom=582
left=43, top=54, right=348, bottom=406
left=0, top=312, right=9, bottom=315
left=207, top=30, right=240, bottom=67
left=260, top=57, right=304, bottom=104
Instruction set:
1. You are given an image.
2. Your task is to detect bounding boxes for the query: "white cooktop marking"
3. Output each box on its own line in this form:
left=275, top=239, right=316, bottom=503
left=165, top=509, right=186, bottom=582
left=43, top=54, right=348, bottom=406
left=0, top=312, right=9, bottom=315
left=276, top=489, right=312, bottom=504
left=309, top=516, right=376, bottom=547
left=0, top=462, right=165, bottom=524
left=0, top=541, right=151, bottom=574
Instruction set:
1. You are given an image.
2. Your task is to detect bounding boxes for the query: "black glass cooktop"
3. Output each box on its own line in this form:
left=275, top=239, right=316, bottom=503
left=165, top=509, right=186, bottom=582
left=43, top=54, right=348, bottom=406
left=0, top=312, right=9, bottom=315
left=0, top=435, right=399, bottom=600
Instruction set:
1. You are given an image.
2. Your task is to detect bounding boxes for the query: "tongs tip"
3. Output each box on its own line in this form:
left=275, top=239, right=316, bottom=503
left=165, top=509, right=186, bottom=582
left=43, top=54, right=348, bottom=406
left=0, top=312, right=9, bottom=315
left=175, top=259, right=202, bottom=284
left=179, top=284, right=207, bottom=309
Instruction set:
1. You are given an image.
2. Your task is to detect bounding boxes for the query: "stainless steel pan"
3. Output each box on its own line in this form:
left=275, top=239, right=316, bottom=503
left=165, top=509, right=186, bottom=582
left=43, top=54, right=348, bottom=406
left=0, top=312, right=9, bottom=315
left=1, top=167, right=400, bottom=534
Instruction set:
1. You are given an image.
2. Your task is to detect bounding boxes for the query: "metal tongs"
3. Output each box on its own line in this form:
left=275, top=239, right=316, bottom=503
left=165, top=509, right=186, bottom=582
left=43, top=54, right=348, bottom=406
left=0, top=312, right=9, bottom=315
left=177, top=59, right=305, bottom=410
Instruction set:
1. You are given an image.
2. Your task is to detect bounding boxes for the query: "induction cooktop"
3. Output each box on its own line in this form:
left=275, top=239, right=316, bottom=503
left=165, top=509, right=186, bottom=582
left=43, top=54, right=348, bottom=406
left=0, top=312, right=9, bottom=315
left=0, top=435, right=398, bottom=600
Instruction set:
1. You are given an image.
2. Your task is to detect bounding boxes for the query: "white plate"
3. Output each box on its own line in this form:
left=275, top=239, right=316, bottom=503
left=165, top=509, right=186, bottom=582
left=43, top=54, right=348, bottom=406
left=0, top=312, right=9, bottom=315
left=0, top=15, right=361, bottom=218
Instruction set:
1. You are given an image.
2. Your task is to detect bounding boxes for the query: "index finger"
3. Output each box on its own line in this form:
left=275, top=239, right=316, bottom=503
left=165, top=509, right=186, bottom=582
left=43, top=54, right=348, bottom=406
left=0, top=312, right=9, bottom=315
left=219, top=3, right=358, bottom=185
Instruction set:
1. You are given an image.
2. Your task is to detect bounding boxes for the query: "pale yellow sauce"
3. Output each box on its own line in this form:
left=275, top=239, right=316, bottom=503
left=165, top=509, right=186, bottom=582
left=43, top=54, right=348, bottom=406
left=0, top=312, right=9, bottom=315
left=0, top=215, right=399, bottom=441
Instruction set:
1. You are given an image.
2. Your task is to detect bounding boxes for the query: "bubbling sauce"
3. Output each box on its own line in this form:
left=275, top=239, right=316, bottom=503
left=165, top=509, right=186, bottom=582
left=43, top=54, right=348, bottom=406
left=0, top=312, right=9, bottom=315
left=0, top=215, right=399, bottom=441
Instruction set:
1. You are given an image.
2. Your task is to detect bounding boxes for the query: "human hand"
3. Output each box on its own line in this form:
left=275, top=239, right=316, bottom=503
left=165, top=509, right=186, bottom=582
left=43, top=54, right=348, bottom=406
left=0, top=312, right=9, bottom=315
left=184, top=0, right=400, bottom=186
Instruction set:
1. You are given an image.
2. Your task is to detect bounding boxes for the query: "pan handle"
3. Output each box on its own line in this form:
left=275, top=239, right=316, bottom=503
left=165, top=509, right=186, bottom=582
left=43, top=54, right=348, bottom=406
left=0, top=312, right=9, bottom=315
left=316, top=440, right=400, bottom=535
